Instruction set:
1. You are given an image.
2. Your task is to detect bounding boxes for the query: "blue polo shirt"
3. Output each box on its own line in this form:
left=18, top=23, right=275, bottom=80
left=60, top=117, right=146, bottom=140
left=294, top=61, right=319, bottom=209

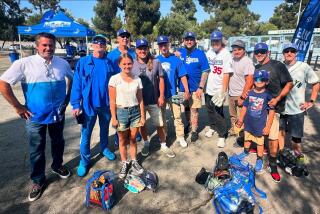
left=178, top=48, right=210, bottom=92
left=107, top=47, right=136, bottom=73
left=157, top=54, right=187, bottom=99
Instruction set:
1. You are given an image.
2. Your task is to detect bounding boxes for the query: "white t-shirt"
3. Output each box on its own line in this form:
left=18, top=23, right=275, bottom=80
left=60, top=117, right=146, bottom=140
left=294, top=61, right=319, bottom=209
left=206, top=48, right=233, bottom=95
left=285, top=61, right=319, bottom=115
left=229, top=55, right=255, bottom=96
left=108, top=73, right=143, bottom=107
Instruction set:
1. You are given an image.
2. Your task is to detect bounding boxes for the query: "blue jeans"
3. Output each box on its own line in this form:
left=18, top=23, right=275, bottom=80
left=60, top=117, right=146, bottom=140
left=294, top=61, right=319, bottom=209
left=26, top=119, right=65, bottom=185
left=80, top=107, right=111, bottom=166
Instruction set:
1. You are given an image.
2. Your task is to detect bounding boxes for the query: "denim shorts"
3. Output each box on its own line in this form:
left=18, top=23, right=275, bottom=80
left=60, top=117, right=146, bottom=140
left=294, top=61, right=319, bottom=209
left=116, top=105, right=141, bottom=131
left=280, top=113, right=304, bottom=139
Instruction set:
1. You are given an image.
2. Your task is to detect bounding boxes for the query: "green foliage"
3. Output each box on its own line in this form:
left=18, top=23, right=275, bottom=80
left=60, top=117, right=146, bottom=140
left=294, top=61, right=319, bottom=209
left=28, top=0, right=61, bottom=15
left=256, top=22, right=278, bottom=35
left=124, top=0, right=161, bottom=37
left=171, top=0, right=197, bottom=21
left=77, top=18, right=90, bottom=28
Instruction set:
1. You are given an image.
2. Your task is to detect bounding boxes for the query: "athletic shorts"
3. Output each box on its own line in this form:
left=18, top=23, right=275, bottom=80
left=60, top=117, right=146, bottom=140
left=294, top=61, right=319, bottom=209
left=145, top=104, right=164, bottom=127
left=244, top=131, right=264, bottom=146
left=268, top=113, right=280, bottom=140
left=117, top=105, right=141, bottom=131
left=184, top=92, right=202, bottom=109
left=280, top=113, right=304, bottom=139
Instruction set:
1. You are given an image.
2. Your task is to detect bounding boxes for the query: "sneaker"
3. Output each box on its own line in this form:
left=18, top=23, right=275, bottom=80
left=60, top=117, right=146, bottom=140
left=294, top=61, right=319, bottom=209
left=190, top=132, right=199, bottom=142
left=184, top=123, right=190, bottom=136
left=131, top=160, right=144, bottom=175
left=255, top=159, right=264, bottom=174
left=237, top=152, right=249, bottom=160
left=28, top=183, right=44, bottom=202
left=263, top=149, right=268, bottom=155
left=268, top=167, right=281, bottom=183
left=249, top=148, right=257, bottom=154
left=161, top=145, right=176, bottom=158
left=217, top=138, right=226, bottom=148
left=77, top=162, right=88, bottom=177
left=103, top=148, right=116, bottom=161
left=141, top=144, right=150, bottom=157
left=205, top=129, right=216, bottom=138
left=119, top=161, right=130, bottom=179
left=52, top=166, right=71, bottom=179
left=178, top=138, right=188, bottom=148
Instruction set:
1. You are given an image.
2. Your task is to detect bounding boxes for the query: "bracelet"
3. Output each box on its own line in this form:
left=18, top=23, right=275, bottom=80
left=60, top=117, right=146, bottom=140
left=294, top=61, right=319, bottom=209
left=240, top=96, right=245, bottom=100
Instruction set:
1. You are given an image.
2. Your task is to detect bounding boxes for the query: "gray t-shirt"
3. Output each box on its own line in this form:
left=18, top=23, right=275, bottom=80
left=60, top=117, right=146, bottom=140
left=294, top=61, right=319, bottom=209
left=285, top=61, right=319, bottom=115
left=132, top=58, right=163, bottom=105
left=229, top=55, right=255, bottom=97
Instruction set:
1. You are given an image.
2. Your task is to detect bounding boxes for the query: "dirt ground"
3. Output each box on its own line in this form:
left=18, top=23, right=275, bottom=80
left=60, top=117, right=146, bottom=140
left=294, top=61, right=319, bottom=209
left=0, top=55, right=319, bottom=214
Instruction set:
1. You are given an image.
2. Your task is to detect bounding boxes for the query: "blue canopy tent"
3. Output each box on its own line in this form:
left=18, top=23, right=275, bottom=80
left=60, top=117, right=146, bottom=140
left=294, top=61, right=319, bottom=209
left=17, top=11, right=96, bottom=55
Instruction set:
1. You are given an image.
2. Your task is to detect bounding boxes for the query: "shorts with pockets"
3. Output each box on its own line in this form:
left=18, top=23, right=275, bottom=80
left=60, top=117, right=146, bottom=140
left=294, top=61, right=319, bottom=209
left=116, top=105, right=141, bottom=131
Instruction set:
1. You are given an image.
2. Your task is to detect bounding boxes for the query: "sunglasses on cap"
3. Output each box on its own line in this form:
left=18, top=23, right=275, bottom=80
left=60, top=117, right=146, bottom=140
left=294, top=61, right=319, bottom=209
left=283, top=48, right=297, bottom=54
left=254, top=50, right=268, bottom=55
left=92, top=39, right=106, bottom=45
left=254, top=77, right=268, bottom=83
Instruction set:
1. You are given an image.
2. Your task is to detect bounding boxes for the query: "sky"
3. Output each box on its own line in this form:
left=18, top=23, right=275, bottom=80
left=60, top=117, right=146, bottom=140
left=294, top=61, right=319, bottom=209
left=20, top=0, right=284, bottom=24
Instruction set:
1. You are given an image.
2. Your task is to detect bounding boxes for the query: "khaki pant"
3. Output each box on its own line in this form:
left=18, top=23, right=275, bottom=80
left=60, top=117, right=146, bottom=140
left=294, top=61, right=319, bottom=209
left=229, top=96, right=242, bottom=132
left=161, top=98, right=184, bottom=138
left=268, top=113, right=280, bottom=140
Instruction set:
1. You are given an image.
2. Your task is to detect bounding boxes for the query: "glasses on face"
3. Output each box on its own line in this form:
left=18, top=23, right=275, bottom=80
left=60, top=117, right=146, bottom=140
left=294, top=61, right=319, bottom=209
left=92, top=40, right=106, bottom=45
left=283, top=49, right=297, bottom=54
left=254, top=50, right=267, bottom=55
left=254, top=77, right=267, bottom=83
left=44, top=62, right=56, bottom=79
left=119, top=34, right=129, bottom=38
left=137, top=46, right=148, bottom=50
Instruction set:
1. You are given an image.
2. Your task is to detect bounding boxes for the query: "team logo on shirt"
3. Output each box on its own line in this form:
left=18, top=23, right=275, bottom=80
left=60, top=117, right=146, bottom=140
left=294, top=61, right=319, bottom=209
left=161, top=62, right=171, bottom=73
left=185, top=57, right=199, bottom=64
left=249, top=96, right=264, bottom=117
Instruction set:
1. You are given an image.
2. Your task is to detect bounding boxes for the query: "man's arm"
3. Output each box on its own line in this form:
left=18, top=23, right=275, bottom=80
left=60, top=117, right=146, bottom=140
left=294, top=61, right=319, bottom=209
left=195, top=71, right=209, bottom=98
left=300, top=82, right=320, bottom=110
left=158, top=76, right=165, bottom=107
left=0, top=80, right=32, bottom=119
left=238, top=75, right=254, bottom=106
left=181, top=76, right=190, bottom=100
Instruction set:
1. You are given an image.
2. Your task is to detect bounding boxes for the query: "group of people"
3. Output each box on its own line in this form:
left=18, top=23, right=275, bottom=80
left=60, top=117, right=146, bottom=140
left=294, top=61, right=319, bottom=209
left=0, top=29, right=319, bottom=202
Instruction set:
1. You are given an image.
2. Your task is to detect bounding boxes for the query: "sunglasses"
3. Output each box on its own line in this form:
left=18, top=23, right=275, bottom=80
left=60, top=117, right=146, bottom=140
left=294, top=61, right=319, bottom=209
left=254, top=77, right=267, bottom=83
left=119, top=34, right=130, bottom=38
left=137, top=46, right=148, bottom=50
left=44, top=62, right=55, bottom=79
left=254, top=50, right=267, bottom=55
left=283, top=49, right=297, bottom=54
left=92, top=40, right=106, bottom=45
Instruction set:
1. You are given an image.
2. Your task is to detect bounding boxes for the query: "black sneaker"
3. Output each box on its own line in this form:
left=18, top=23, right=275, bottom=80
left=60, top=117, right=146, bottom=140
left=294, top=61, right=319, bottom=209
left=52, top=166, right=71, bottom=179
left=119, top=162, right=130, bottom=179
left=190, top=131, right=199, bottom=142
left=131, top=160, right=144, bottom=175
left=28, top=183, right=44, bottom=202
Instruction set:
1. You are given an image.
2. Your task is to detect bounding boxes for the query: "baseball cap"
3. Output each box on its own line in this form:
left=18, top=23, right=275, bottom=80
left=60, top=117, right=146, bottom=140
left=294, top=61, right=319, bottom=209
left=283, top=43, right=298, bottom=52
left=92, top=34, right=107, bottom=44
left=253, top=70, right=269, bottom=81
left=157, top=35, right=169, bottom=44
left=210, top=31, right=223, bottom=41
left=117, top=29, right=131, bottom=37
left=183, top=32, right=196, bottom=39
left=254, top=42, right=268, bottom=51
left=136, top=38, right=149, bottom=48
left=231, top=40, right=246, bottom=49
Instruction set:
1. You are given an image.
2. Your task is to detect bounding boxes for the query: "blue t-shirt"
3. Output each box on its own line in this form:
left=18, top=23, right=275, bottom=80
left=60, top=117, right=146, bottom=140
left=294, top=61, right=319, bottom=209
left=92, top=56, right=113, bottom=108
left=178, top=48, right=210, bottom=92
left=107, top=48, right=136, bottom=73
left=243, top=90, right=273, bottom=137
left=157, top=54, right=187, bottom=99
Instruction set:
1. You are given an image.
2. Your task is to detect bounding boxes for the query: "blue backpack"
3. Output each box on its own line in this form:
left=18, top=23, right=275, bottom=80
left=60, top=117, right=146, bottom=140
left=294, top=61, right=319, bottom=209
left=213, top=155, right=267, bottom=214
left=85, top=170, right=115, bottom=210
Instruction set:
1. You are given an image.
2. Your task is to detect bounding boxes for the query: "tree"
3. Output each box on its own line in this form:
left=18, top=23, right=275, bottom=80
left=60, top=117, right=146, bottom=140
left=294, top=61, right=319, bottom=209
left=92, top=0, right=119, bottom=37
left=171, top=0, right=197, bottom=22
left=124, top=0, right=161, bottom=37
left=77, top=18, right=90, bottom=28
left=269, top=0, right=319, bottom=29
left=257, top=22, right=278, bottom=35
left=28, top=0, right=60, bottom=15
left=0, top=0, right=28, bottom=48
left=198, top=0, right=260, bottom=37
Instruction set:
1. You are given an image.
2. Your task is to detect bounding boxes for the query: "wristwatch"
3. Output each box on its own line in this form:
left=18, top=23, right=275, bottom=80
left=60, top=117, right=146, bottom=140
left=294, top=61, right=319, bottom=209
left=199, top=86, right=204, bottom=90
left=309, top=99, right=314, bottom=103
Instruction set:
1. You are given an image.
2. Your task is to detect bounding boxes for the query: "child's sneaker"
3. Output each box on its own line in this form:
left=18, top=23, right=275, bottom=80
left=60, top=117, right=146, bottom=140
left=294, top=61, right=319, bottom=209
left=178, top=138, right=188, bottom=148
left=217, top=138, right=226, bottom=148
left=249, top=148, right=257, bottom=154
left=131, top=160, right=144, bottom=175
left=205, top=128, right=217, bottom=138
left=119, top=161, right=131, bottom=179
left=255, top=159, right=264, bottom=174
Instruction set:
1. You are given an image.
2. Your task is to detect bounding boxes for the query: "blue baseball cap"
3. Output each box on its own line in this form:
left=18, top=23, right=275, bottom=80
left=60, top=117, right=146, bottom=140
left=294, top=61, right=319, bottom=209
left=283, top=43, right=298, bottom=52
left=253, top=70, right=269, bottom=81
left=136, top=38, right=149, bottom=48
left=117, top=29, right=131, bottom=37
left=184, top=32, right=196, bottom=39
left=157, top=35, right=169, bottom=44
left=254, top=42, right=268, bottom=51
left=210, top=31, right=223, bottom=41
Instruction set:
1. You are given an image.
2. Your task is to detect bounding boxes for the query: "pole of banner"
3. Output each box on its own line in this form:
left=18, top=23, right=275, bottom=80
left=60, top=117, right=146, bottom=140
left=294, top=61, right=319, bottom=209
left=18, top=34, right=22, bottom=57
left=297, top=0, right=303, bottom=26
left=86, top=36, right=89, bottom=55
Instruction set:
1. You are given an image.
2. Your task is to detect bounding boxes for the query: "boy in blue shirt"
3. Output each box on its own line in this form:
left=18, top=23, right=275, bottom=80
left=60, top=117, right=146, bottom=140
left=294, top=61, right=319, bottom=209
left=157, top=35, right=190, bottom=147
left=235, top=70, right=275, bottom=174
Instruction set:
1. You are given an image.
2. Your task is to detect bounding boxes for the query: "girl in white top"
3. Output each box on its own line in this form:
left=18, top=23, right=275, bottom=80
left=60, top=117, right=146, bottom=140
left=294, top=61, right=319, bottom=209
left=109, top=54, right=145, bottom=179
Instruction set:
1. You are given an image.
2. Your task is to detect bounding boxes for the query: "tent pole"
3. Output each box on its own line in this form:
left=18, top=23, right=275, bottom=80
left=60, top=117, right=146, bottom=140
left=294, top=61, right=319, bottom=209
left=86, top=36, right=89, bottom=55
left=18, top=34, right=22, bottom=57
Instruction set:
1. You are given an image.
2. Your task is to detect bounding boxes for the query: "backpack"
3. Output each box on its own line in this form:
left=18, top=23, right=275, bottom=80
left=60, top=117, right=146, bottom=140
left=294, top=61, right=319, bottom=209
left=213, top=155, right=267, bottom=214
left=277, top=148, right=309, bottom=177
left=85, top=170, right=115, bottom=210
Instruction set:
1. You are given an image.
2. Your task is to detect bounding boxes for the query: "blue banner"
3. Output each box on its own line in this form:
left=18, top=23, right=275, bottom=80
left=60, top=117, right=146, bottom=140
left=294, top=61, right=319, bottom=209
left=292, top=0, right=320, bottom=61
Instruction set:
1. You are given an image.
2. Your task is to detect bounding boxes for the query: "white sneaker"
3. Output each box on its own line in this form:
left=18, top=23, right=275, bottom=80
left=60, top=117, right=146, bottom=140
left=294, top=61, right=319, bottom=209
left=161, top=145, right=176, bottom=158
left=178, top=138, right=188, bottom=148
left=205, top=129, right=217, bottom=138
left=217, top=138, right=226, bottom=148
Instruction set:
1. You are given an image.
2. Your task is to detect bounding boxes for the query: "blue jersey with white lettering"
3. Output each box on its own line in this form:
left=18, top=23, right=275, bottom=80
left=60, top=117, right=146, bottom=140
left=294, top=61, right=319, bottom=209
left=178, top=48, right=210, bottom=92
left=157, top=54, right=187, bottom=99
left=107, top=47, right=136, bottom=73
